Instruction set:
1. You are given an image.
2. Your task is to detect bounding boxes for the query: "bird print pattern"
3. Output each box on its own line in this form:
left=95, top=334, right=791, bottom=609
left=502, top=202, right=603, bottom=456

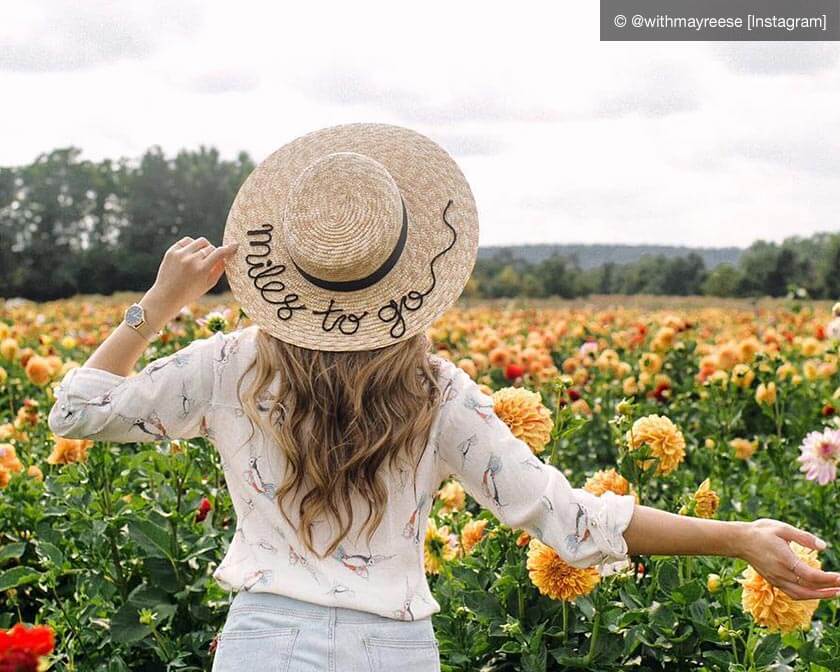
left=47, top=329, right=636, bottom=622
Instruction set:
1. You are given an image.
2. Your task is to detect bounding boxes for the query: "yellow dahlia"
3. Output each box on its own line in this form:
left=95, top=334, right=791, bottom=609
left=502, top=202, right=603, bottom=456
left=424, top=519, right=457, bottom=575
left=692, top=478, right=720, bottom=519
left=639, top=352, right=662, bottom=375
left=492, top=387, right=553, bottom=454
left=0, top=338, right=19, bottom=361
left=755, top=382, right=777, bottom=406
left=740, top=542, right=821, bottom=633
left=460, top=518, right=488, bottom=555
left=526, top=538, right=599, bottom=601
left=584, top=468, right=631, bottom=497
left=437, top=480, right=466, bottom=513
left=626, top=414, right=686, bottom=476
left=731, top=364, right=755, bottom=389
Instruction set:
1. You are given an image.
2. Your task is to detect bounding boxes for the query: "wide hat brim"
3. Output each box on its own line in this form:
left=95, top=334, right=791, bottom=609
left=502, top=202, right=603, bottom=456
left=223, top=123, right=479, bottom=351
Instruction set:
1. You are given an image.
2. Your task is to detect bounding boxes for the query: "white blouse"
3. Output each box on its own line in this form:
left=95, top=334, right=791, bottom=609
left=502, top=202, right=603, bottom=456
left=47, top=324, right=636, bottom=621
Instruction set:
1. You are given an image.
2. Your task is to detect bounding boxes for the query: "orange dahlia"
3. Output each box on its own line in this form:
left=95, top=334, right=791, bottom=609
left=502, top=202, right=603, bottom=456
left=729, top=437, right=759, bottom=460
left=0, top=443, right=23, bottom=474
left=584, top=468, right=631, bottom=497
left=492, top=387, right=553, bottom=454
left=526, top=539, right=599, bottom=601
left=691, top=478, right=720, bottom=519
left=436, top=480, right=466, bottom=513
left=740, top=542, right=821, bottom=633
left=625, top=414, right=686, bottom=476
left=46, top=435, right=93, bottom=465
left=460, top=519, right=488, bottom=555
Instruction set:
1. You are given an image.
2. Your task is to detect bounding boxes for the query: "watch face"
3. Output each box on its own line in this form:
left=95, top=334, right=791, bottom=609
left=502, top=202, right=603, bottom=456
left=125, top=304, right=145, bottom=327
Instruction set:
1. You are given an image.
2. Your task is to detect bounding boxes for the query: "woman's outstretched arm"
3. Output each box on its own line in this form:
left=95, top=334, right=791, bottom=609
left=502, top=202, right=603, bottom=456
left=623, top=504, right=840, bottom=600
left=434, top=362, right=840, bottom=602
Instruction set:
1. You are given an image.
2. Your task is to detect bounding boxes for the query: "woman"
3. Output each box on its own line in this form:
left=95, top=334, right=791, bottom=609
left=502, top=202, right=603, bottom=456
left=48, top=124, right=840, bottom=672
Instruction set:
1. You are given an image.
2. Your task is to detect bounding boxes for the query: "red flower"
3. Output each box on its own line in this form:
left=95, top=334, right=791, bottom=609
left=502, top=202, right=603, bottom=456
left=568, top=389, right=581, bottom=402
left=816, top=324, right=826, bottom=340
left=504, top=364, right=525, bottom=381
left=0, top=623, right=55, bottom=672
left=822, top=404, right=835, bottom=417
left=651, top=382, right=671, bottom=403
left=195, top=497, right=212, bottom=523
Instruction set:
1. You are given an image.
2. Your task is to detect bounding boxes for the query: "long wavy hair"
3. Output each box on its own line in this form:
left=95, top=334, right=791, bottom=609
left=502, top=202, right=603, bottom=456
left=236, top=327, right=441, bottom=559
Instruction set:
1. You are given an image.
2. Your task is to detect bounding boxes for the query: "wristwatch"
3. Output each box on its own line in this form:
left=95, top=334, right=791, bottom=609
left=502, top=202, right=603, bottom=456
left=123, top=302, right=160, bottom=343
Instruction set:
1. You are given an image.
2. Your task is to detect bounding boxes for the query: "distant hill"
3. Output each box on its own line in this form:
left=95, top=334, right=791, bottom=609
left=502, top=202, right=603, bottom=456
left=477, top=244, right=743, bottom=270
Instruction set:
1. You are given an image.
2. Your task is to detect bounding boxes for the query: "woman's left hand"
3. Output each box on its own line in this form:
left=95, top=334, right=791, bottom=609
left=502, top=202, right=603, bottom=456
left=148, top=236, right=239, bottom=319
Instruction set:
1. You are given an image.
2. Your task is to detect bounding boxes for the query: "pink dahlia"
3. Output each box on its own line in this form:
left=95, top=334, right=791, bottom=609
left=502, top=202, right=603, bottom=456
left=797, top=428, right=840, bottom=485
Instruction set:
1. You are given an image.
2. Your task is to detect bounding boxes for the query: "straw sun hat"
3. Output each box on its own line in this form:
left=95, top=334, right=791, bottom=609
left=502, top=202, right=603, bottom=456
left=222, top=123, right=479, bottom=351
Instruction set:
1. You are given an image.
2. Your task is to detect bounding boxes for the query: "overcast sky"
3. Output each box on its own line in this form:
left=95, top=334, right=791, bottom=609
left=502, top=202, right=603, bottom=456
left=1, top=1, right=838, bottom=248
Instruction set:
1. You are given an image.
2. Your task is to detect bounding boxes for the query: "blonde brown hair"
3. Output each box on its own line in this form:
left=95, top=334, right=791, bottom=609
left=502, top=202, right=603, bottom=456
left=237, top=328, right=441, bottom=559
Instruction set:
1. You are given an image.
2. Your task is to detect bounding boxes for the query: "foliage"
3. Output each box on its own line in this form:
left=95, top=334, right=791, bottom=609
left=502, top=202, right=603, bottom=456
left=0, top=297, right=839, bottom=670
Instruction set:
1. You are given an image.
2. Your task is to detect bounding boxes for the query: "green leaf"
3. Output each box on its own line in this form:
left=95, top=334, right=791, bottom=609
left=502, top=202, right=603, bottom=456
left=0, top=542, right=26, bottom=563
left=0, top=565, right=41, bottom=591
left=752, top=633, right=781, bottom=667
left=128, top=518, right=173, bottom=560
left=36, top=541, right=64, bottom=567
left=110, top=603, right=152, bottom=644
left=143, top=557, right=180, bottom=593
left=463, top=590, right=502, bottom=618
left=110, top=584, right=177, bottom=644
left=658, top=561, right=679, bottom=593
left=672, top=579, right=703, bottom=605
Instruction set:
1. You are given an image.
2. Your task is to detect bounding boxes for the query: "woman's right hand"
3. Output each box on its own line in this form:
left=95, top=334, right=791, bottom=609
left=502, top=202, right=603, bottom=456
left=737, top=518, right=840, bottom=600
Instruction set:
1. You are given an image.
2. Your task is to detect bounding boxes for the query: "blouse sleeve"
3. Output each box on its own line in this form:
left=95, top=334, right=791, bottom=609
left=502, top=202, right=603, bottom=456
left=47, top=331, right=228, bottom=443
left=434, top=363, right=637, bottom=569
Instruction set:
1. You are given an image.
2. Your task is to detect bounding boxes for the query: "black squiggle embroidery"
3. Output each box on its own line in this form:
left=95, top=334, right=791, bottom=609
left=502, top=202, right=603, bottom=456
left=377, top=200, right=457, bottom=338
left=245, top=224, right=307, bottom=321
left=311, top=299, right=368, bottom=334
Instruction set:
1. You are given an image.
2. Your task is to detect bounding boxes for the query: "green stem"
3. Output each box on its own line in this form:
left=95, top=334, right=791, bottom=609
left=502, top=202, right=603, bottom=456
left=561, top=600, right=568, bottom=643
left=97, top=448, right=129, bottom=599
left=584, top=612, right=602, bottom=665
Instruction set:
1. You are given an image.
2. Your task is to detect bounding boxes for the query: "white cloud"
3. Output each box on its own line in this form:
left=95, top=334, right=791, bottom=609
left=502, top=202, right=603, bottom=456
left=0, top=0, right=839, bottom=247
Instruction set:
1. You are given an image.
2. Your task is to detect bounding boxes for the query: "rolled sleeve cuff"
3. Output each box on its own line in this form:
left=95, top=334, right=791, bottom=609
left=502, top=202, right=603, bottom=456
left=585, top=491, right=637, bottom=564
left=48, top=366, right=128, bottom=438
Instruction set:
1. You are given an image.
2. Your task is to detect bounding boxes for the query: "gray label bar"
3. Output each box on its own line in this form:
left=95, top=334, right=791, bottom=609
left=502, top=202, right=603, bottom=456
left=601, top=0, right=840, bottom=41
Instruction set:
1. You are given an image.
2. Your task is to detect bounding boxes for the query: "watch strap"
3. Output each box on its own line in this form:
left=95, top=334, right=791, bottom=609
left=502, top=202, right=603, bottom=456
left=129, top=319, right=159, bottom=342
left=124, top=304, right=160, bottom=343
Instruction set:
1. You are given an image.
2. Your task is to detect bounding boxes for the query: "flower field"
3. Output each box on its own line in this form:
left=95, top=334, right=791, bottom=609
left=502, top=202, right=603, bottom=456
left=1, top=293, right=839, bottom=671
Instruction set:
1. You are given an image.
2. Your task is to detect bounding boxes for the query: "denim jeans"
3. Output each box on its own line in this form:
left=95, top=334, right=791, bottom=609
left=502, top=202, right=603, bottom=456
left=211, top=590, right=441, bottom=672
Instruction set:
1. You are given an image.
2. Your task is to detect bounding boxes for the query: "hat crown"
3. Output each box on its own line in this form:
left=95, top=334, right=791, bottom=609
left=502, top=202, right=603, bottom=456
left=282, top=152, right=405, bottom=284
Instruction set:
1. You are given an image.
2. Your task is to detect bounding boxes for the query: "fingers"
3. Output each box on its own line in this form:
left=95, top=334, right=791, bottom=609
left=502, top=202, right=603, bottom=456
left=776, top=522, right=828, bottom=551
left=794, top=560, right=840, bottom=588
left=772, top=577, right=840, bottom=601
left=181, top=236, right=212, bottom=255
left=201, top=242, right=239, bottom=268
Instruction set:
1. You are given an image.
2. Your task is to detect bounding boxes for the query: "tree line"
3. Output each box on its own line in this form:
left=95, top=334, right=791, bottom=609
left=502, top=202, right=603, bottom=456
left=1, top=147, right=838, bottom=301
left=469, top=235, right=840, bottom=300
